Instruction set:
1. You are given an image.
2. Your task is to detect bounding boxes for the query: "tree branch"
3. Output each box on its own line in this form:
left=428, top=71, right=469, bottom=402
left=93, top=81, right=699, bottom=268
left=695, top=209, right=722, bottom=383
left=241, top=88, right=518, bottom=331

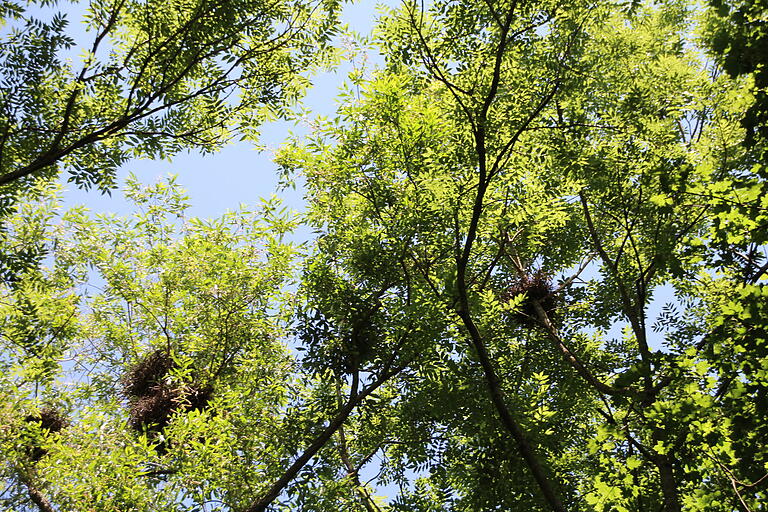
left=245, top=350, right=406, bottom=512
left=531, top=300, right=636, bottom=398
left=19, top=475, right=55, bottom=512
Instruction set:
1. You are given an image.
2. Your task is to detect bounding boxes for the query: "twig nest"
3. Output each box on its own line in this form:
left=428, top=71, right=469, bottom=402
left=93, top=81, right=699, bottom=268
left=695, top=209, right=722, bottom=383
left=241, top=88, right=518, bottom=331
left=23, top=406, right=69, bottom=461
left=121, top=350, right=174, bottom=399
left=122, top=351, right=213, bottom=436
left=127, top=386, right=178, bottom=432
left=184, top=385, right=213, bottom=411
left=502, top=272, right=557, bottom=326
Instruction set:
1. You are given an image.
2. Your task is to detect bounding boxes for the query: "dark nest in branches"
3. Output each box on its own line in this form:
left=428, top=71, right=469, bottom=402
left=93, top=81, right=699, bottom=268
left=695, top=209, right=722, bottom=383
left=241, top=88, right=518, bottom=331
left=127, top=384, right=213, bottom=432
left=127, top=386, right=177, bottom=432
left=501, top=272, right=558, bottom=327
left=121, top=349, right=175, bottom=398
left=23, top=406, right=69, bottom=461
left=122, top=350, right=213, bottom=437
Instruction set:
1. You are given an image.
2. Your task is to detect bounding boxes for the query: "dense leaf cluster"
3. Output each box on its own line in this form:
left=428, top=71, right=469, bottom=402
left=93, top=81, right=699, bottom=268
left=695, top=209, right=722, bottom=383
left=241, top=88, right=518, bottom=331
left=1, top=0, right=767, bottom=511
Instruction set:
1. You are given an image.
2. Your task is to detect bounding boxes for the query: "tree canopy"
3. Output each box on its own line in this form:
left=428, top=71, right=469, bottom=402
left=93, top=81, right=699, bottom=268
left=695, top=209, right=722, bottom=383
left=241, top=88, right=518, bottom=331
left=1, top=0, right=767, bottom=511
left=0, top=0, right=341, bottom=193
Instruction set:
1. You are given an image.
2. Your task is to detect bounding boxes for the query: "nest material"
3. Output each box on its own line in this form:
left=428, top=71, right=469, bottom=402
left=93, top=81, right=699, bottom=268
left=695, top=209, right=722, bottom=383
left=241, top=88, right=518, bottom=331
left=127, top=386, right=178, bottom=432
left=122, top=350, right=213, bottom=435
left=121, top=349, right=175, bottom=399
left=502, top=272, right=557, bottom=326
left=184, top=385, right=213, bottom=411
left=23, top=406, right=69, bottom=461
left=127, top=384, right=214, bottom=432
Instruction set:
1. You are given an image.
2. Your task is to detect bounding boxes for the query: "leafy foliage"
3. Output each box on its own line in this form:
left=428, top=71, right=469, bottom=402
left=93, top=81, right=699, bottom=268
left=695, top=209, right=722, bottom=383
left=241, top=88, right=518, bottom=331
left=0, top=0, right=341, bottom=192
left=2, top=0, right=768, bottom=511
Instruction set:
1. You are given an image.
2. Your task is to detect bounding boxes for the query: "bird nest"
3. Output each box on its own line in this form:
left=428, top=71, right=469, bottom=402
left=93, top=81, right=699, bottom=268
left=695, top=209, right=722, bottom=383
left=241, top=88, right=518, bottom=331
left=23, top=406, right=69, bottom=461
left=122, top=350, right=213, bottom=436
left=127, top=384, right=213, bottom=432
left=121, top=349, right=175, bottom=399
left=501, top=272, right=558, bottom=327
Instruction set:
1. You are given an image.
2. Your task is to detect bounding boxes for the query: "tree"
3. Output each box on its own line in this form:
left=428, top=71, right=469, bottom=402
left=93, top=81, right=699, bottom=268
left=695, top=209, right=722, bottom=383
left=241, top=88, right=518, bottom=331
left=0, top=0, right=341, bottom=301
left=0, top=176, right=404, bottom=512
left=703, top=0, right=768, bottom=156
left=0, top=177, right=306, bottom=510
left=2, top=0, right=768, bottom=510
left=0, top=0, right=340, bottom=194
left=277, top=0, right=767, bottom=509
